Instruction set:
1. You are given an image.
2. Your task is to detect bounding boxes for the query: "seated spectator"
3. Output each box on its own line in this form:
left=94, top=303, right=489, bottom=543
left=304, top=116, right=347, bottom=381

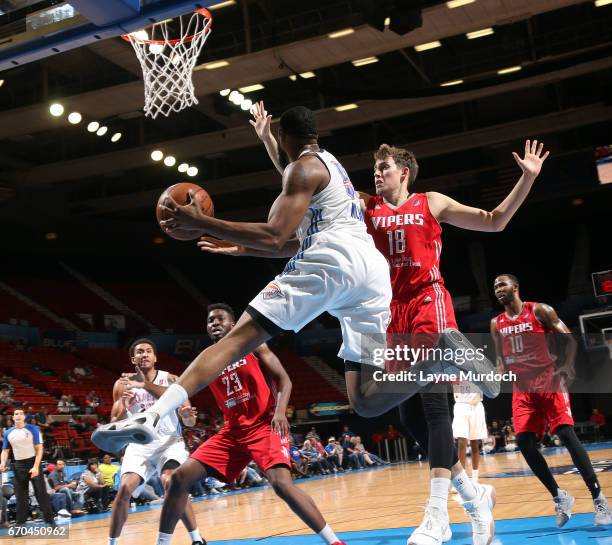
left=35, top=406, right=49, bottom=426
left=57, top=395, right=71, bottom=414
left=341, top=435, right=363, bottom=469
left=504, top=425, right=518, bottom=452
left=76, top=459, right=111, bottom=512
left=488, top=420, right=506, bottom=452
left=64, top=371, right=78, bottom=384
left=300, top=439, right=331, bottom=474
left=99, top=454, right=119, bottom=490
left=340, top=424, right=355, bottom=438
left=324, top=437, right=344, bottom=472
left=305, top=427, right=321, bottom=442
left=85, top=391, right=101, bottom=414
left=73, top=366, right=89, bottom=378
left=352, top=436, right=388, bottom=466
left=48, top=459, right=86, bottom=515
left=289, top=437, right=308, bottom=478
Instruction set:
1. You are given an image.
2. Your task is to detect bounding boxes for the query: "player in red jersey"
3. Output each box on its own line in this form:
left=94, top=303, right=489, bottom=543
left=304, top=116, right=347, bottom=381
left=155, top=303, right=346, bottom=545
left=491, top=274, right=612, bottom=527
left=358, top=140, right=551, bottom=545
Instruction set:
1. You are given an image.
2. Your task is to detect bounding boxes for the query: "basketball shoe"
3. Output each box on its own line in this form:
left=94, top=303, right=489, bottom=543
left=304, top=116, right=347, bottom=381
left=554, top=489, right=575, bottom=527
left=462, top=483, right=496, bottom=545
left=407, top=502, right=452, bottom=545
left=594, top=494, right=612, bottom=525
left=91, top=411, right=159, bottom=452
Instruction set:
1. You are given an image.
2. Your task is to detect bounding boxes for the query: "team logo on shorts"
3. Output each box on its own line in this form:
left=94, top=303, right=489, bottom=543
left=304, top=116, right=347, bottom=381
left=262, top=282, right=284, bottom=300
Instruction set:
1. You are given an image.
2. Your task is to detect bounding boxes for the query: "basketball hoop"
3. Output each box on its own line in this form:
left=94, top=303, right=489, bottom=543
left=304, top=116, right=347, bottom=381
left=122, top=8, right=213, bottom=119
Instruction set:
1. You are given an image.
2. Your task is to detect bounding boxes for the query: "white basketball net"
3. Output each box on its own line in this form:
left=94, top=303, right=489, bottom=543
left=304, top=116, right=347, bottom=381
left=123, top=9, right=213, bottom=119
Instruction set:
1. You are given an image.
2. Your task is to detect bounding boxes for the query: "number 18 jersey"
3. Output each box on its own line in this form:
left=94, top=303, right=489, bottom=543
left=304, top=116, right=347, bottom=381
left=365, top=193, right=444, bottom=301
left=209, top=353, right=277, bottom=429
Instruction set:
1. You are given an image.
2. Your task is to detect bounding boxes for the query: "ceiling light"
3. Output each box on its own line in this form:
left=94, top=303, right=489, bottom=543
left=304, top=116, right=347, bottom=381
left=67, top=112, right=82, bottom=124
left=595, top=0, right=612, bottom=6
left=466, top=28, right=494, bottom=39
left=328, top=28, right=354, bottom=39
left=440, top=79, right=464, bottom=87
left=384, top=17, right=391, bottom=27
left=497, top=66, right=522, bottom=75
left=111, top=132, right=122, bottom=142
left=96, top=126, right=108, bottom=136
left=208, top=0, right=236, bottom=9
left=178, top=163, right=189, bottom=173
left=164, top=156, right=176, bottom=167
left=230, top=92, right=244, bottom=105
left=198, top=60, right=229, bottom=70
left=299, top=71, right=315, bottom=79
left=0, top=80, right=4, bottom=87
left=352, top=56, right=379, bottom=67
left=238, top=83, right=264, bottom=93
left=219, top=88, right=231, bottom=96
left=87, top=121, right=99, bottom=132
left=241, top=99, right=253, bottom=111
left=49, top=103, right=64, bottom=117
left=414, top=41, right=441, bottom=52
left=152, top=236, right=165, bottom=244
left=151, top=150, right=164, bottom=161
left=335, top=103, right=358, bottom=112
left=447, top=0, right=476, bottom=7
left=187, top=166, right=198, bottom=177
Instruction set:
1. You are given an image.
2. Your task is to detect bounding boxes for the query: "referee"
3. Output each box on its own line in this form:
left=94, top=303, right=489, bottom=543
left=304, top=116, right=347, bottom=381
left=0, top=408, right=55, bottom=526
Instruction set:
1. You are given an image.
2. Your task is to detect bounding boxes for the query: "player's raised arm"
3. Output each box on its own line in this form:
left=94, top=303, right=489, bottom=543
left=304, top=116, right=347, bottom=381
left=250, top=101, right=285, bottom=176
left=160, top=155, right=327, bottom=252
left=428, top=140, right=549, bottom=232
left=255, top=343, right=292, bottom=436
left=110, top=379, right=133, bottom=422
left=534, top=303, right=577, bottom=383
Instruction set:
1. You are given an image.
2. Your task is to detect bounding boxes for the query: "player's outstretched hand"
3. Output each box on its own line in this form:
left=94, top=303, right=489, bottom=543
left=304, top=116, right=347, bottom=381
left=198, top=236, right=247, bottom=256
left=249, top=100, right=272, bottom=142
left=159, top=190, right=207, bottom=233
left=512, top=139, right=550, bottom=180
left=271, top=414, right=290, bottom=436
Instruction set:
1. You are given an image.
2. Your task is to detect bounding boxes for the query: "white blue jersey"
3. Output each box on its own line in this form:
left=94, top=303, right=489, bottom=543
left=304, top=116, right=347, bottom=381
left=285, top=149, right=369, bottom=275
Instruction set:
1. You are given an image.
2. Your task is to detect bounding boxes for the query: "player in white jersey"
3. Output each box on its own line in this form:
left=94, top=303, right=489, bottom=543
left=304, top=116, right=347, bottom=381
left=106, top=339, right=205, bottom=545
left=452, top=381, right=488, bottom=484
left=92, top=106, right=487, bottom=459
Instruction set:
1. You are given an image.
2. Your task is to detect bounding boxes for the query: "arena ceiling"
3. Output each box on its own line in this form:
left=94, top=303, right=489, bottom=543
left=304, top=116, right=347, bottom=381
left=0, top=0, right=610, bottom=253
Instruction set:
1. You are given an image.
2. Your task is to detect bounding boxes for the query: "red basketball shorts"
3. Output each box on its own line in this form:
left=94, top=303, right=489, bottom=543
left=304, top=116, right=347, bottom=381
left=191, top=421, right=290, bottom=482
left=512, top=388, right=574, bottom=436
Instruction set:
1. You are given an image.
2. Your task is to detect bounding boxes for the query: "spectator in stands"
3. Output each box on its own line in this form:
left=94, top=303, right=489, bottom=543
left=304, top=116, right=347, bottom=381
left=341, top=434, right=363, bottom=469
left=305, top=427, right=321, bottom=442
left=0, top=387, right=19, bottom=409
left=25, top=407, right=35, bottom=424
left=66, top=395, right=79, bottom=415
left=57, top=396, right=71, bottom=414
left=300, top=439, right=330, bottom=474
left=85, top=391, right=101, bottom=414
left=63, top=370, right=78, bottom=384
left=289, top=436, right=308, bottom=478
left=353, top=436, right=388, bottom=466
left=488, top=420, right=506, bottom=452
left=97, top=454, right=118, bottom=489
left=324, top=437, right=344, bottom=472
left=591, top=409, right=606, bottom=441
left=48, top=459, right=86, bottom=515
left=340, top=424, right=355, bottom=438
left=76, top=459, right=111, bottom=512
left=35, top=406, right=48, bottom=426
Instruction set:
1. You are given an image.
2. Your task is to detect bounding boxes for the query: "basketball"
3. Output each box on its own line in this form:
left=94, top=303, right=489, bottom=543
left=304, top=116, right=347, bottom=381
left=156, top=182, right=214, bottom=241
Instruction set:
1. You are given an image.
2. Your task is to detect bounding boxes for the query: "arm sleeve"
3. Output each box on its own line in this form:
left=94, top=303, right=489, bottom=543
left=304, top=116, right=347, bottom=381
left=28, top=425, right=41, bottom=445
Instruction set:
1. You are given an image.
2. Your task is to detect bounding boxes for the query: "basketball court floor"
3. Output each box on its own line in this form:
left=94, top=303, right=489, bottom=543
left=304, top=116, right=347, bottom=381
left=7, top=442, right=612, bottom=545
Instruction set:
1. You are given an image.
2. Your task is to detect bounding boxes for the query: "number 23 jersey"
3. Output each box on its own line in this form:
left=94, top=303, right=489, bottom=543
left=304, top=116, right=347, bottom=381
left=364, top=193, right=445, bottom=301
left=209, top=353, right=277, bottom=429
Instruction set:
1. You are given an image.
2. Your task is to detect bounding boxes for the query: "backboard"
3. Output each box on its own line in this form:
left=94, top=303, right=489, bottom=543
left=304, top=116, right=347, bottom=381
left=0, top=0, right=216, bottom=71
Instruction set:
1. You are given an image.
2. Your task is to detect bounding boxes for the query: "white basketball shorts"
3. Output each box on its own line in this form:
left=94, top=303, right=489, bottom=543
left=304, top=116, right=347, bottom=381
left=249, top=233, right=392, bottom=366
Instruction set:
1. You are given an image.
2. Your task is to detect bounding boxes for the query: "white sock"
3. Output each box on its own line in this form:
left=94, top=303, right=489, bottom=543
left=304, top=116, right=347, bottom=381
left=149, top=384, right=188, bottom=420
left=452, top=470, right=477, bottom=502
left=156, top=532, right=173, bottom=545
left=472, top=469, right=479, bottom=482
left=108, top=538, right=119, bottom=545
left=318, top=524, right=339, bottom=545
left=429, top=477, right=450, bottom=512
left=188, top=529, right=203, bottom=543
